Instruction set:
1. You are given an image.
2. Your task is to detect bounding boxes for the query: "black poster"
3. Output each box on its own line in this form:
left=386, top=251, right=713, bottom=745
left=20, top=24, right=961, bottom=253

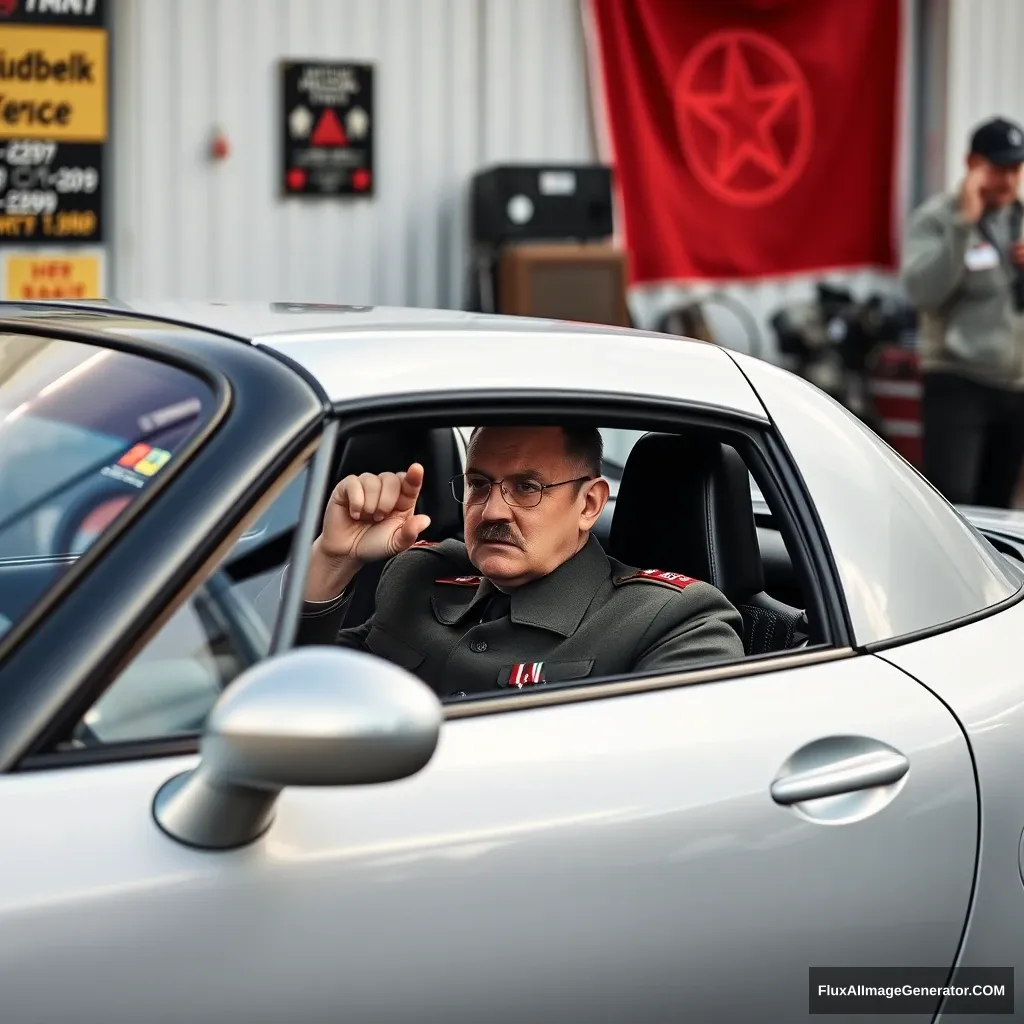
left=280, top=60, right=374, bottom=198
left=0, top=0, right=108, bottom=245
left=0, top=0, right=106, bottom=27
left=0, top=141, right=104, bottom=244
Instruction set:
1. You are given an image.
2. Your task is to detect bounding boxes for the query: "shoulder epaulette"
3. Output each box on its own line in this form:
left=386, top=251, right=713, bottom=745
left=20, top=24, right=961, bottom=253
left=615, top=568, right=700, bottom=591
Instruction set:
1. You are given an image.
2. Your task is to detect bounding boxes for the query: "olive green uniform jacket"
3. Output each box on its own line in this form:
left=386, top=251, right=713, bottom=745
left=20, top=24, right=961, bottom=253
left=295, top=535, right=745, bottom=698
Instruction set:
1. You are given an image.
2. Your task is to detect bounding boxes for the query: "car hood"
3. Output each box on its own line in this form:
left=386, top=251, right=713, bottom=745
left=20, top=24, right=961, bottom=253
left=958, top=504, right=1024, bottom=540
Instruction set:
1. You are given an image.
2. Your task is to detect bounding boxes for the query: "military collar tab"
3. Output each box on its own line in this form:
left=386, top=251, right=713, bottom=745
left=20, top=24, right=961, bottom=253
left=431, top=576, right=493, bottom=625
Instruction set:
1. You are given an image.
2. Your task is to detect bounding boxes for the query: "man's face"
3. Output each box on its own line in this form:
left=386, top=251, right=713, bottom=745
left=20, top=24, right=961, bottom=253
left=969, top=153, right=1023, bottom=207
left=462, top=427, right=609, bottom=588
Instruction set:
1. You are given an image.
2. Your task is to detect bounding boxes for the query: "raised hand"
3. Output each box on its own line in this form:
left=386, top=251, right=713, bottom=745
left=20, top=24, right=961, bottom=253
left=959, top=164, right=987, bottom=223
left=318, top=462, right=432, bottom=565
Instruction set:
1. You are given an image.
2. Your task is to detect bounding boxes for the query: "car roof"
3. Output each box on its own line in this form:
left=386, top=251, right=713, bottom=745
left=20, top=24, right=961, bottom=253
left=0, top=300, right=769, bottom=420
left=0, top=297, right=684, bottom=341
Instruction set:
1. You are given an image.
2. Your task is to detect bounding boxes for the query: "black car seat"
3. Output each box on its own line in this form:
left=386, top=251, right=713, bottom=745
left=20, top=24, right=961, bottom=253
left=331, top=426, right=465, bottom=629
left=607, top=432, right=808, bottom=655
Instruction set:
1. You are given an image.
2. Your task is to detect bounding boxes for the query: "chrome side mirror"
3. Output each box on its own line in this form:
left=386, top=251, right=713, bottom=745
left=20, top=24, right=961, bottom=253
left=153, top=646, right=442, bottom=850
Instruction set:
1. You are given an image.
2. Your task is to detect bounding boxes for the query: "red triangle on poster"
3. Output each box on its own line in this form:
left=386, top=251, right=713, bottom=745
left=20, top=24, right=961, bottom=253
left=310, top=108, right=348, bottom=146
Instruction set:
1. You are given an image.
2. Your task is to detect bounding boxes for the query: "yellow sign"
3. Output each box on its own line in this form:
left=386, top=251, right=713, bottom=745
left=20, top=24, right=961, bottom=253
left=4, top=253, right=101, bottom=299
left=0, top=26, right=108, bottom=141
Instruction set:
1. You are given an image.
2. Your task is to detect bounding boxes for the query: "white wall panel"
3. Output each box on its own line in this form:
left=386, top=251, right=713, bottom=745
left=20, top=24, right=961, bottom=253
left=944, top=0, right=1024, bottom=190
left=112, top=0, right=595, bottom=308
left=480, top=0, right=593, bottom=164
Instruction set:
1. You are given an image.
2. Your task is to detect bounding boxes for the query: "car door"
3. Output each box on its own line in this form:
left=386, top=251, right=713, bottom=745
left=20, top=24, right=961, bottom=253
left=0, top=641, right=974, bottom=1020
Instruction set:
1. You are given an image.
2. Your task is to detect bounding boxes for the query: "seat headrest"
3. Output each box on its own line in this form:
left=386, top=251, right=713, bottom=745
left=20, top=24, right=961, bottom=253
left=335, top=427, right=463, bottom=540
left=608, top=432, right=764, bottom=599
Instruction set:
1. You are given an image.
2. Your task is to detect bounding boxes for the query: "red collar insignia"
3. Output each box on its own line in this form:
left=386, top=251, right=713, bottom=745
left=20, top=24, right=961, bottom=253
left=435, top=576, right=483, bottom=586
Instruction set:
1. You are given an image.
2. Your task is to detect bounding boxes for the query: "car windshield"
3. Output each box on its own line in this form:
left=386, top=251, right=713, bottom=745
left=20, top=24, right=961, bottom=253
left=0, top=333, right=216, bottom=636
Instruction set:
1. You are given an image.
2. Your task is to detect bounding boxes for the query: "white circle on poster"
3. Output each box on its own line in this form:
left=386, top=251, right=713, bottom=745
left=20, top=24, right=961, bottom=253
left=506, top=194, right=534, bottom=225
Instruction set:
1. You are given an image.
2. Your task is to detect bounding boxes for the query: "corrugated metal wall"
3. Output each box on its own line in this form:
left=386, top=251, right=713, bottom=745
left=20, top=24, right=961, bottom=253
left=943, top=0, right=1024, bottom=190
left=111, top=0, right=595, bottom=306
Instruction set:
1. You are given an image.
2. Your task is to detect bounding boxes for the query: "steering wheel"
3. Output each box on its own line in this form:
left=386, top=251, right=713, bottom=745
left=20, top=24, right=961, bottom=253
left=199, top=567, right=274, bottom=666
left=55, top=476, right=281, bottom=747
left=66, top=569, right=272, bottom=751
left=55, top=484, right=272, bottom=654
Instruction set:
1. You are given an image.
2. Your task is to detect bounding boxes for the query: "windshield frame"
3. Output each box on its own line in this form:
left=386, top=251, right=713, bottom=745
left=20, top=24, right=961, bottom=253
left=0, top=320, right=233, bottom=661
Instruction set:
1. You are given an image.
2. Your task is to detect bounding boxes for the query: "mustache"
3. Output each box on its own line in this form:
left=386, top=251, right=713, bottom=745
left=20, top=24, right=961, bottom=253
left=474, top=522, right=523, bottom=548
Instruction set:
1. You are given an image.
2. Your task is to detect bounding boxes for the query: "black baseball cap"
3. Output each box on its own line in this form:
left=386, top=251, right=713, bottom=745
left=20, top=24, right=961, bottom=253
left=969, top=116, right=1024, bottom=166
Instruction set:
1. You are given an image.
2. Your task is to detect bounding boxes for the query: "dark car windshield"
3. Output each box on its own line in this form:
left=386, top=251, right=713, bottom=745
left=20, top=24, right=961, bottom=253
left=0, top=333, right=216, bottom=635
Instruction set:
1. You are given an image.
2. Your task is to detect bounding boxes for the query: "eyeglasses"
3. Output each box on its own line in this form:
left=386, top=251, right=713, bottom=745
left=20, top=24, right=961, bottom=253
left=449, top=473, right=593, bottom=508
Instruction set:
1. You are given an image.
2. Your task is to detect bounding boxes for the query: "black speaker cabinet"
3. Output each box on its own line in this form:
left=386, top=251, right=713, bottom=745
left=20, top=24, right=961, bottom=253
left=471, top=164, right=614, bottom=245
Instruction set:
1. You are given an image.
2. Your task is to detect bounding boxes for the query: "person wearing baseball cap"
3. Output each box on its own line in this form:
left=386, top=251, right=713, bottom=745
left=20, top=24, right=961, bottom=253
left=902, top=115, right=1024, bottom=508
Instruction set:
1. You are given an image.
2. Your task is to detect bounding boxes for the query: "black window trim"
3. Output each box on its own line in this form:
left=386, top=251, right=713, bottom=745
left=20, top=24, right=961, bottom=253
left=271, top=419, right=339, bottom=654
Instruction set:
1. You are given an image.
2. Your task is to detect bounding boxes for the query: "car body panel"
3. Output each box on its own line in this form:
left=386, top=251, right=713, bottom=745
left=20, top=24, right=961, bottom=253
left=0, top=653, right=975, bottom=1024
left=259, top=326, right=768, bottom=421
left=874, top=597, right=1024, bottom=1018
left=5, top=300, right=770, bottom=421
left=729, top=350, right=1022, bottom=647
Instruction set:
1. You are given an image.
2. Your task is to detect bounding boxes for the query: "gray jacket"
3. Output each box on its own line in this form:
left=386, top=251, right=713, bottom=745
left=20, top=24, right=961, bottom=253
left=901, top=191, right=1024, bottom=389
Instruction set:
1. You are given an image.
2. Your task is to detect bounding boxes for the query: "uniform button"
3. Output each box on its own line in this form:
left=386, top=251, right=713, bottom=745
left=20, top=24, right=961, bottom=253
left=470, top=640, right=488, bottom=653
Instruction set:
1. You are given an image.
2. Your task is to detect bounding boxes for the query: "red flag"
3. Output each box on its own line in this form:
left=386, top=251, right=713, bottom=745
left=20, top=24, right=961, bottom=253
left=585, top=0, right=902, bottom=284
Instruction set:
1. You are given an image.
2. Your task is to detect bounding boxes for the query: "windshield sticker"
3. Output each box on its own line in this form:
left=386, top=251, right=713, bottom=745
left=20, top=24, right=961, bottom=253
left=132, top=447, right=172, bottom=477
left=116, top=443, right=152, bottom=469
left=100, top=443, right=172, bottom=488
left=137, top=397, right=203, bottom=433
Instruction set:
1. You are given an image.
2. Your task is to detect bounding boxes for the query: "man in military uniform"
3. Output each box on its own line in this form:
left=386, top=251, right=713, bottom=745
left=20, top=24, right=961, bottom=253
left=297, top=426, right=744, bottom=697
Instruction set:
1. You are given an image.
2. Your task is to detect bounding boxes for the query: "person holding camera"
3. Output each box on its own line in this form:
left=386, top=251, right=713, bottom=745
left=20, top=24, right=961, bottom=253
left=902, top=116, right=1024, bottom=508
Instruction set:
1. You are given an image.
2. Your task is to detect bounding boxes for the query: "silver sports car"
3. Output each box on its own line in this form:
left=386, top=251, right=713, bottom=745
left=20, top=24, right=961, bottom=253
left=0, top=300, right=1020, bottom=1023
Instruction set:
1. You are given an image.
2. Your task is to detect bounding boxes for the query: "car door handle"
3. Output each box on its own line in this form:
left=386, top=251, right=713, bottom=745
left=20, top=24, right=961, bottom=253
left=770, top=746, right=910, bottom=806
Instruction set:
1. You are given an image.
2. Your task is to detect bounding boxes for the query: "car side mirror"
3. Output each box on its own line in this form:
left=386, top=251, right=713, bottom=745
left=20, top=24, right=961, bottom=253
left=152, top=646, right=443, bottom=850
